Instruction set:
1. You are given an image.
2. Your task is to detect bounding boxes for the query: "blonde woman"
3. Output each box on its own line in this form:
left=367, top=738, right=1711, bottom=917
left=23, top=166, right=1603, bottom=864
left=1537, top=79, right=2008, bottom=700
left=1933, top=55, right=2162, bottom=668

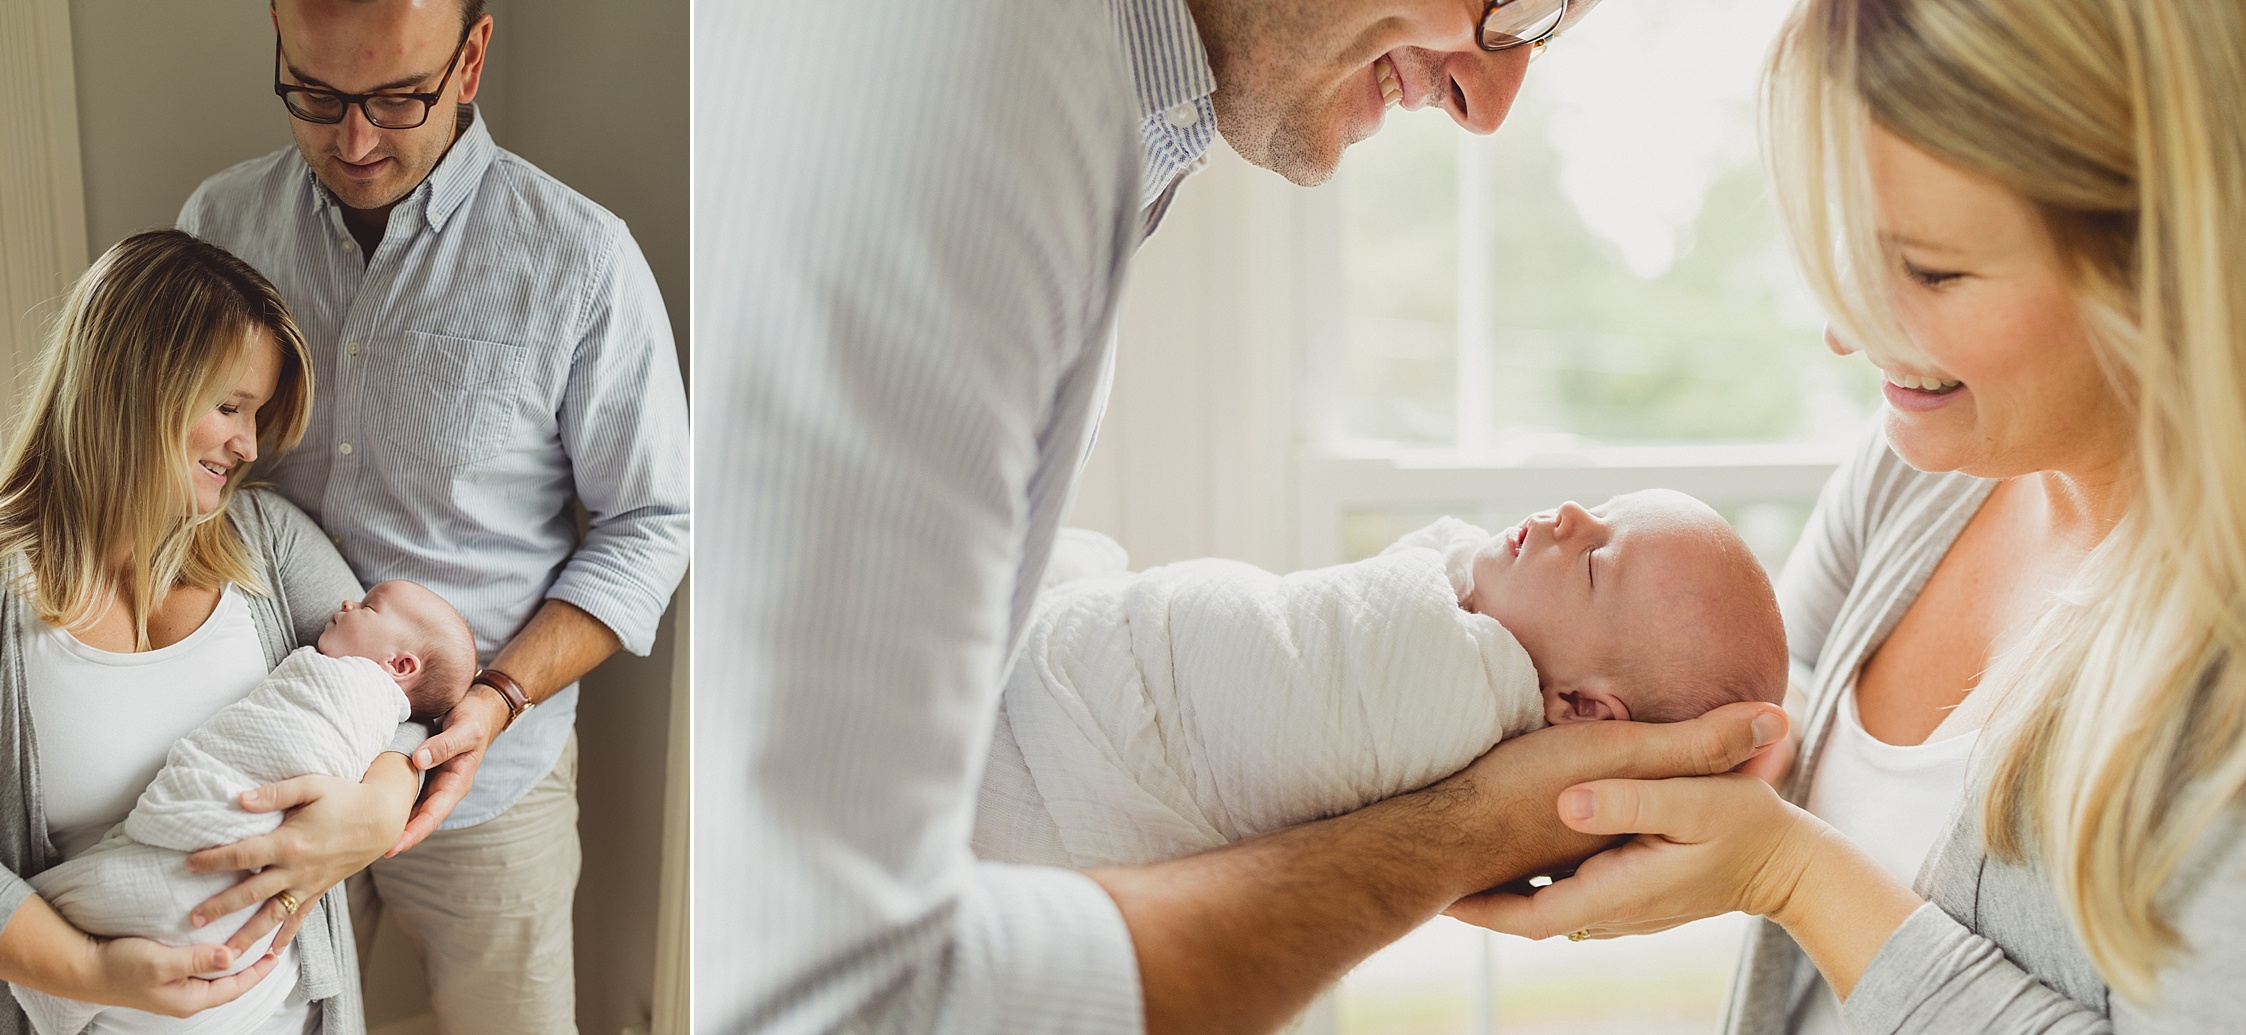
left=1449, top=0, right=2246, bottom=1030
left=0, top=230, right=426, bottom=1034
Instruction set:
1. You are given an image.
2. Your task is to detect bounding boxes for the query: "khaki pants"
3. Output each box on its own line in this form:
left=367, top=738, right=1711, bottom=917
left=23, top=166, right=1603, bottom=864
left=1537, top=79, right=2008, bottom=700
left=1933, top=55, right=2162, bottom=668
left=350, top=732, right=581, bottom=1035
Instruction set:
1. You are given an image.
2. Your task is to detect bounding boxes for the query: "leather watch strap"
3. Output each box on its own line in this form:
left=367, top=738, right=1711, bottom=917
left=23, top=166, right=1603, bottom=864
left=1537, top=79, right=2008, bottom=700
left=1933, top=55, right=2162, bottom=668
left=472, top=668, right=532, bottom=730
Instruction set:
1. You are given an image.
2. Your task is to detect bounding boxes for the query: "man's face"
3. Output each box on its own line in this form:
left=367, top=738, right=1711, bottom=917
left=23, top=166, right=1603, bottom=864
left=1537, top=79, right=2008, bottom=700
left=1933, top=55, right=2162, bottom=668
left=1189, top=0, right=1592, bottom=185
left=273, top=0, right=490, bottom=213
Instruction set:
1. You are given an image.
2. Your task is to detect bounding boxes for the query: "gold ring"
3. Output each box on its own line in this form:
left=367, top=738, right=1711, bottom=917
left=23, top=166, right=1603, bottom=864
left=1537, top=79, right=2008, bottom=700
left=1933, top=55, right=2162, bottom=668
left=275, top=891, right=302, bottom=916
left=1567, top=929, right=1591, bottom=942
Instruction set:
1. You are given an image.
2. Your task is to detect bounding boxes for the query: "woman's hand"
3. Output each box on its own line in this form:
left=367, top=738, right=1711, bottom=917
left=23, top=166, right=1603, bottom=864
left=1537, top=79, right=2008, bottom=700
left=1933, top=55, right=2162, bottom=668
left=1446, top=773, right=1822, bottom=937
left=84, top=936, right=284, bottom=1018
left=0, top=895, right=281, bottom=1018
left=1445, top=771, right=1921, bottom=998
left=181, top=752, right=417, bottom=952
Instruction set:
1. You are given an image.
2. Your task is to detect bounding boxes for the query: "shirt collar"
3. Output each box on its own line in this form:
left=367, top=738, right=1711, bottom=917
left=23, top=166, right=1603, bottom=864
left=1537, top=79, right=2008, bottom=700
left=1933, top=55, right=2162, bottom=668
left=1112, top=0, right=1217, bottom=127
left=421, top=103, right=496, bottom=232
left=301, top=103, right=495, bottom=235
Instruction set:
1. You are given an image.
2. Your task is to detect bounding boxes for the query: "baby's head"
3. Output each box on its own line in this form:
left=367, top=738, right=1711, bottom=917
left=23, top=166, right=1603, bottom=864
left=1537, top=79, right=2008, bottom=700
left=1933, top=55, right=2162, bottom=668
left=316, top=580, right=478, bottom=717
left=1467, top=489, right=1786, bottom=725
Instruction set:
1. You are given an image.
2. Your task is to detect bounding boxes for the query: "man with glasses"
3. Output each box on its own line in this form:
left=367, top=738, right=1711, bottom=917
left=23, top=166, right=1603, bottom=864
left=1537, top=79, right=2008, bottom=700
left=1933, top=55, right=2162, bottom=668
left=178, top=2, right=689, bottom=1032
left=704, top=0, right=1782, bottom=1033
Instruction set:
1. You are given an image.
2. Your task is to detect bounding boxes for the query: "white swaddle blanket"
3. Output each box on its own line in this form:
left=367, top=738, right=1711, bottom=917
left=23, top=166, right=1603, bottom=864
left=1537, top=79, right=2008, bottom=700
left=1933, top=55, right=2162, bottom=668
left=976, top=520, right=1546, bottom=869
left=17, top=647, right=409, bottom=1035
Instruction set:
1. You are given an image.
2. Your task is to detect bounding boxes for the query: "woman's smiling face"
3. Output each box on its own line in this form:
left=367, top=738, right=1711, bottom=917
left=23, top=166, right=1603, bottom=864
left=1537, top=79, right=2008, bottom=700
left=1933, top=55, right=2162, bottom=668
left=182, top=329, right=281, bottom=515
left=1838, top=126, right=2132, bottom=481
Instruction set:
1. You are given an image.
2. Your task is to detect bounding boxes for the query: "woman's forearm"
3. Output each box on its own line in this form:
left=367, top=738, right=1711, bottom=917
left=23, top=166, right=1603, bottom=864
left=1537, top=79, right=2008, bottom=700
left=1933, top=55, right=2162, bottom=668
left=0, top=896, right=100, bottom=997
left=1769, top=827, right=1922, bottom=999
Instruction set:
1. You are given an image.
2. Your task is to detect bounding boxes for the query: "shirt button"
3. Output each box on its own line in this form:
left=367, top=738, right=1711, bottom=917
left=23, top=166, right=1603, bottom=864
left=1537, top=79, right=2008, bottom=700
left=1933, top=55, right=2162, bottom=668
left=339, top=442, right=354, bottom=455
left=342, top=241, right=355, bottom=252
left=346, top=341, right=362, bottom=356
left=1164, top=102, right=1200, bottom=128
left=329, top=534, right=342, bottom=546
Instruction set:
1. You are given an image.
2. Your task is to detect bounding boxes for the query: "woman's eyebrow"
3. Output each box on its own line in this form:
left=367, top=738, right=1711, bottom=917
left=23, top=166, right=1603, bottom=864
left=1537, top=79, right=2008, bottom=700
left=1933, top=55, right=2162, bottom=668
left=1880, top=231, right=1967, bottom=255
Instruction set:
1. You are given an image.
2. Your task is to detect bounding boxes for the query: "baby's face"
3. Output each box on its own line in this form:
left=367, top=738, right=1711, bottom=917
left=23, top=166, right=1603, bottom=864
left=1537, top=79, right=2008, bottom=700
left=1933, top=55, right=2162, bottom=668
left=1467, top=490, right=1745, bottom=723
left=318, top=580, right=445, bottom=687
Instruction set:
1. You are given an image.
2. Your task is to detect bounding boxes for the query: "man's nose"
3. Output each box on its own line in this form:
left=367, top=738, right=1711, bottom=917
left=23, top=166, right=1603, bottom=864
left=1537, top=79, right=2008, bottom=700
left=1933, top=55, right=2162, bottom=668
left=335, top=104, right=383, bottom=161
left=1436, top=44, right=1533, bottom=135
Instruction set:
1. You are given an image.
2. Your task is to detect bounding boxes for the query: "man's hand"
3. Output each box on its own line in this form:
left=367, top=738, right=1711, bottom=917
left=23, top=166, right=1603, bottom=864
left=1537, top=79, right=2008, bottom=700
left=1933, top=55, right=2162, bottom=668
left=1090, top=700, right=1785, bottom=1035
left=1430, top=701, right=1790, bottom=896
left=394, top=686, right=510, bottom=854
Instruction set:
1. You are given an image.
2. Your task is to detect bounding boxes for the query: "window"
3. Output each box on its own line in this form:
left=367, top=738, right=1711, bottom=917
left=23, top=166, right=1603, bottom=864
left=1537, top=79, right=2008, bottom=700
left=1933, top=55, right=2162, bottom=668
left=1304, top=2, right=1870, bottom=1030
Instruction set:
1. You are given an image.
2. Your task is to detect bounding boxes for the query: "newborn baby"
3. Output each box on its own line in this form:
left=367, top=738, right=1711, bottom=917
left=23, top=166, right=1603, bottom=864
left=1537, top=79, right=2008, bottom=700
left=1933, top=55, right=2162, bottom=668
left=16, top=581, right=475, bottom=1035
left=975, top=489, right=1787, bottom=869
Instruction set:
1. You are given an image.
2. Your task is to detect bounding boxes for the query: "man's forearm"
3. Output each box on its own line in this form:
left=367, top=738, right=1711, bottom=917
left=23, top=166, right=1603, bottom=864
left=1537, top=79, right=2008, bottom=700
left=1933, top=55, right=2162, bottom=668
left=1087, top=777, right=1584, bottom=1035
left=484, top=598, right=622, bottom=703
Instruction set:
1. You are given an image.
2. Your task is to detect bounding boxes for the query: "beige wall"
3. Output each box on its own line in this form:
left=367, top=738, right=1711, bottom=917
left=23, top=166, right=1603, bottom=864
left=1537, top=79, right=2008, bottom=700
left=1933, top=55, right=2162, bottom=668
left=67, top=3, right=689, bottom=1033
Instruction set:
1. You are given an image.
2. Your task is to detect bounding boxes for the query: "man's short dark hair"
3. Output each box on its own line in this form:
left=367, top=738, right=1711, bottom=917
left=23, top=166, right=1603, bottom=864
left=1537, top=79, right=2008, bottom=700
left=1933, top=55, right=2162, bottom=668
left=273, top=0, right=487, bottom=38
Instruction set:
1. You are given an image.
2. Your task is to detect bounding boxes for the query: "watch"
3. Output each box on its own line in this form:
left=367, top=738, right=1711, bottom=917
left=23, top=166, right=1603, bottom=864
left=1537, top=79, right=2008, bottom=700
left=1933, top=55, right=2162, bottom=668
left=472, top=668, right=533, bottom=730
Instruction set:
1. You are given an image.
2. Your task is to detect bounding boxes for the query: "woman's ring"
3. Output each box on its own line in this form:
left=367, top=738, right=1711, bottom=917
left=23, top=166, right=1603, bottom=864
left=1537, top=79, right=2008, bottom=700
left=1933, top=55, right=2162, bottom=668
left=275, top=891, right=302, bottom=916
left=1567, top=929, right=1591, bottom=942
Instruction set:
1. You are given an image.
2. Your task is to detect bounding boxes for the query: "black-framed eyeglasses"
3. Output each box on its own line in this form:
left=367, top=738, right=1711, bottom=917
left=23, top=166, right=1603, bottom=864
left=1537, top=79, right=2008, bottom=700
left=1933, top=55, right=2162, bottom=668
left=1480, top=0, right=1567, bottom=51
left=272, top=33, right=470, bottom=130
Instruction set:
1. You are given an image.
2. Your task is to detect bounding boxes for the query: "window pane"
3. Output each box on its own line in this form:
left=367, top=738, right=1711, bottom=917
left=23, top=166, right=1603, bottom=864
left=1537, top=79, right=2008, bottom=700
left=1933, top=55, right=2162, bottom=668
left=1337, top=915, right=1749, bottom=1035
left=1331, top=0, right=1880, bottom=452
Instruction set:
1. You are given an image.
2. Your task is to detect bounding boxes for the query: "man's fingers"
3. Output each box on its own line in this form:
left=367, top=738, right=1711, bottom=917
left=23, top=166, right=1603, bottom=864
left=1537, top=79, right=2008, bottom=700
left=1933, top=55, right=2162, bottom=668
left=1737, top=731, right=1797, bottom=786
left=392, top=768, right=469, bottom=855
left=411, top=727, right=474, bottom=771
left=1446, top=879, right=1606, bottom=940
left=1629, top=702, right=1785, bottom=779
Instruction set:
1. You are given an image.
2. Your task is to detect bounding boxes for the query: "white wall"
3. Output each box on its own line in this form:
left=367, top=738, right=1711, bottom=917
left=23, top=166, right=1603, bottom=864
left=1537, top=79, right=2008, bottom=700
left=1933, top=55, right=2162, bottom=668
left=1067, top=138, right=1318, bottom=572
left=64, top=4, right=688, bottom=1033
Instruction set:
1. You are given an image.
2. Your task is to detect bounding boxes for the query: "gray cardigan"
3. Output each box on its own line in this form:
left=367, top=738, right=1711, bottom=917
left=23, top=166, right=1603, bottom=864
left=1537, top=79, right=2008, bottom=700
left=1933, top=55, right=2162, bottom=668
left=0, top=489, right=417, bottom=1035
left=1723, top=431, right=2246, bottom=1034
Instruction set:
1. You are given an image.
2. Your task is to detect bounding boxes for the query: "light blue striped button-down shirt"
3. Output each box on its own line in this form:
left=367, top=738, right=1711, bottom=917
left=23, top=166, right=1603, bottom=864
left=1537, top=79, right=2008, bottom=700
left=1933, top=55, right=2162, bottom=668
left=698, top=0, right=1213, bottom=1031
left=179, top=110, right=690, bottom=828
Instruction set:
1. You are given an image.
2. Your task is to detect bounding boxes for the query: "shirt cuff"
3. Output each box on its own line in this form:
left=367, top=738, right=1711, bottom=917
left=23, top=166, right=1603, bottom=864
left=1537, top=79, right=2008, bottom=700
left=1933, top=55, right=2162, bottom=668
left=943, top=862, right=1143, bottom=1035
left=384, top=720, right=433, bottom=760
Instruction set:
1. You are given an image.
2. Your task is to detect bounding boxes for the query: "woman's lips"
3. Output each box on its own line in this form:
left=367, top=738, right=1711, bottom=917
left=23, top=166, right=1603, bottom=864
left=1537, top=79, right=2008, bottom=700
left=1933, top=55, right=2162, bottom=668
left=1882, top=379, right=1969, bottom=413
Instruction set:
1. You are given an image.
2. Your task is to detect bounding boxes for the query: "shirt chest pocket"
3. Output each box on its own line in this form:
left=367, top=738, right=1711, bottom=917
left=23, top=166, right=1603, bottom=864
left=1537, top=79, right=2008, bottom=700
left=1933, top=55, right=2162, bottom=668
left=371, top=332, right=532, bottom=467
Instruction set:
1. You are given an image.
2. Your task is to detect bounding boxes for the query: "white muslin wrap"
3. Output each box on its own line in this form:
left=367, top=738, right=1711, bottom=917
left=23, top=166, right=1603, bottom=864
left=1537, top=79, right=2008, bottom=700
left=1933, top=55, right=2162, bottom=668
left=977, top=521, right=1545, bottom=869
left=16, top=647, right=409, bottom=1035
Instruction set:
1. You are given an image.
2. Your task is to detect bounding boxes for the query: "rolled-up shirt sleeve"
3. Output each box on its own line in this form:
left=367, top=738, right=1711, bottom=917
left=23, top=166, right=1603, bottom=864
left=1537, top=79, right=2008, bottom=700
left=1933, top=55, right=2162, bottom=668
left=692, top=1, right=1146, bottom=1032
left=546, top=224, right=690, bottom=657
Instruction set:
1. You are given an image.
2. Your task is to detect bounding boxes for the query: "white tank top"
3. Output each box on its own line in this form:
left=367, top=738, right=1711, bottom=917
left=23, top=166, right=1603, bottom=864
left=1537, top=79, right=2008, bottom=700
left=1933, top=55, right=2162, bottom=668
left=1794, top=681, right=1979, bottom=1035
left=20, top=586, right=308, bottom=1035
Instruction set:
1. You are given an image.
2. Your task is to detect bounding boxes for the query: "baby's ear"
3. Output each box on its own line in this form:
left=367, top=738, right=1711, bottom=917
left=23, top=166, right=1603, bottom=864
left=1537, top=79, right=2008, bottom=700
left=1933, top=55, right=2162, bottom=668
left=385, top=652, right=423, bottom=683
left=1554, top=682, right=1632, bottom=723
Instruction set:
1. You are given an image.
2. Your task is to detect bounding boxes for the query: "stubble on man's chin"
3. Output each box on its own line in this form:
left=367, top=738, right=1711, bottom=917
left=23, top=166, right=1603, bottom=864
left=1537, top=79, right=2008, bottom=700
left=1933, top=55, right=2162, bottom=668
left=1212, top=95, right=1350, bottom=188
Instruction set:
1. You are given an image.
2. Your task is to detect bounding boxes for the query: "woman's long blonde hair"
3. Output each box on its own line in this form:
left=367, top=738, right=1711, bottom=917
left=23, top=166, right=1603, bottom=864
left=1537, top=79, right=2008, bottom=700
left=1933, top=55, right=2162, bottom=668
left=0, top=230, right=314, bottom=648
left=1766, top=0, right=2246, bottom=1001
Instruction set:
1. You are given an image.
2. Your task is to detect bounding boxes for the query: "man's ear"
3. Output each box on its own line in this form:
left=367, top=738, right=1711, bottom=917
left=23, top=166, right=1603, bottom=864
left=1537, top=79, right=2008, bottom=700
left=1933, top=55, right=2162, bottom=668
left=1554, top=681, right=1632, bottom=723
